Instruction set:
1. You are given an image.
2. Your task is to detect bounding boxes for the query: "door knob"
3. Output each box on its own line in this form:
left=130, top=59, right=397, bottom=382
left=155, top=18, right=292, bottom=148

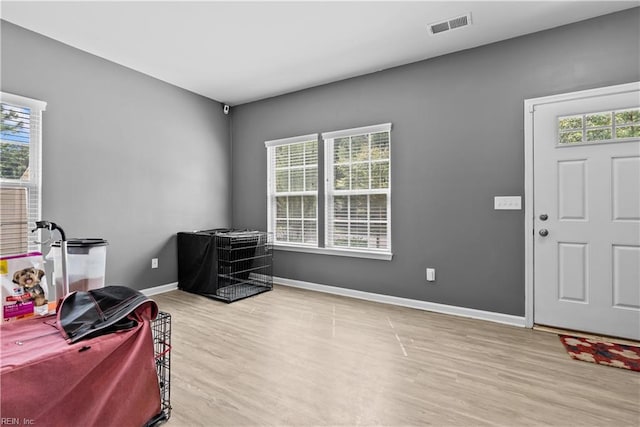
left=539, top=214, right=548, bottom=221
left=539, top=229, right=549, bottom=237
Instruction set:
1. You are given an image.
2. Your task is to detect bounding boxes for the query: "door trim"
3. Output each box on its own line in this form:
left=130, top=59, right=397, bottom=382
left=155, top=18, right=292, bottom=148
left=523, top=81, right=640, bottom=329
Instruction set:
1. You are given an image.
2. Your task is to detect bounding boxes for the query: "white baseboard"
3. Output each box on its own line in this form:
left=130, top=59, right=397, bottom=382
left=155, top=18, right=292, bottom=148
left=141, top=281, right=178, bottom=297
left=274, top=276, right=526, bottom=328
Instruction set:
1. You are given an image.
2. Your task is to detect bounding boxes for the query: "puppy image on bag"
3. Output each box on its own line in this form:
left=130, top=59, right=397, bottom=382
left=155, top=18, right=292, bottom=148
left=13, top=267, right=47, bottom=307
left=1, top=252, right=51, bottom=321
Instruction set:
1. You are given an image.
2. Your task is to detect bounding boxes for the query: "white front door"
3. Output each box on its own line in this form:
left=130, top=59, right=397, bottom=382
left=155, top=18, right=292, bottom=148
left=532, top=83, right=640, bottom=340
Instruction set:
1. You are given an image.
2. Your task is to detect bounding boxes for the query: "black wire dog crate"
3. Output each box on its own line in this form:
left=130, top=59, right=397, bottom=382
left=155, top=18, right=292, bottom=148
left=214, top=230, right=273, bottom=302
left=177, top=229, right=273, bottom=302
left=147, top=311, right=172, bottom=426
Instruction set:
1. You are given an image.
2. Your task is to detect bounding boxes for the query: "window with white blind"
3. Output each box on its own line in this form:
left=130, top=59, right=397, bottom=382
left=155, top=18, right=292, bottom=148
left=324, top=123, right=391, bottom=256
left=266, top=134, right=318, bottom=246
left=0, top=92, right=47, bottom=256
left=265, top=124, right=392, bottom=260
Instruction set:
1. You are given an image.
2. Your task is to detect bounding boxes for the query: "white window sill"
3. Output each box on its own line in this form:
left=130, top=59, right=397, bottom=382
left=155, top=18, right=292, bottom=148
left=273, top=244, right=393, bottom=261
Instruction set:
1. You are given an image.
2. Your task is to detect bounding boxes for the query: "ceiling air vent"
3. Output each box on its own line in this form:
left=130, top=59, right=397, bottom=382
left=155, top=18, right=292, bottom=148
left=428, top=13, right=472, bottom=35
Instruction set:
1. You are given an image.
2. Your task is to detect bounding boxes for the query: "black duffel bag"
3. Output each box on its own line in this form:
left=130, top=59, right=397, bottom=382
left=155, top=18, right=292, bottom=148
left=56, top=285, right=158, bottom=344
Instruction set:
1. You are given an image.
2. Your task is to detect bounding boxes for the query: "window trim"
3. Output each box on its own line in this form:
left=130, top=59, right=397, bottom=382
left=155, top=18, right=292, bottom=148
left=0, top=92, right=46, bottom=255
left=322, top=123, right=392, bottom=141
left=274, top=243, right=393, bottom=260
left=265, top=133, right=318, bottom=148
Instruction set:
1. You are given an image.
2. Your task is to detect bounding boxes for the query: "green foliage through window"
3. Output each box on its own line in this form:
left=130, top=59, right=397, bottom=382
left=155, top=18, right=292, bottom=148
left=1, top=103, right=31, bottom=181
left=558, top=108, right=640, bottom=145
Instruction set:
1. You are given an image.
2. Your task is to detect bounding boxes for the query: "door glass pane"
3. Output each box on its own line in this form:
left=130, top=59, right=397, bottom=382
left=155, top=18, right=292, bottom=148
left=586, top=129, right=612, bottom=141
left=559, top=131, right=583, bottom=144
left=616, top=125, right=640, bottom=139
left=558, top=108, right=640, bottom=144
left=558, top=116, right=582, bottom=130
left=585, top=112, right=612, bottom=127
left=615, top=109, right=640, bottom=125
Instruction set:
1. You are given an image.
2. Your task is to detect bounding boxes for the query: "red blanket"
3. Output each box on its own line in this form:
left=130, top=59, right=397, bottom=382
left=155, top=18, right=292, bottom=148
left=1, top=308, right=160, bottom=427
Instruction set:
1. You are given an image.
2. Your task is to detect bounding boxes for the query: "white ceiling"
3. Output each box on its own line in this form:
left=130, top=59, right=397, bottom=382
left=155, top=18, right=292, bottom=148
left=1, top=1, right=636, bottom=105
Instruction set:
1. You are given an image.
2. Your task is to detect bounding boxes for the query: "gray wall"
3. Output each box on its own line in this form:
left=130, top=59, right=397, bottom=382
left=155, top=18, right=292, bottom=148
left=231, top=9, right=640, bottom=316
left=1, top=21, right=231, bottom=290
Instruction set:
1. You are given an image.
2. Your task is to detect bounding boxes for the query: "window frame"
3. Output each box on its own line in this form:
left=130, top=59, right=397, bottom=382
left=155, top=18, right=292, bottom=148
left=0, top=92, right=47, bottom=255
left=265, top=133, right=319, bottom=248
left=323, top=123, right=392, bottom=259
left=265, top=124, right=393, bottom=261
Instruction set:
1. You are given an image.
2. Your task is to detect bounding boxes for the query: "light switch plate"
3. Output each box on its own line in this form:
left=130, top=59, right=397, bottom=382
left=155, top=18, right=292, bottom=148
left=494, top=196, right=521, bottom=210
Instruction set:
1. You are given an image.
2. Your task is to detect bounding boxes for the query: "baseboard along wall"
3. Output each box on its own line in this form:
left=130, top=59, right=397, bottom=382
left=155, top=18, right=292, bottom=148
left=274, top=276, right=526, bottom=328
left=140, top=277, right=526, bottom=328
left=140, top=281, right=178, bottom=297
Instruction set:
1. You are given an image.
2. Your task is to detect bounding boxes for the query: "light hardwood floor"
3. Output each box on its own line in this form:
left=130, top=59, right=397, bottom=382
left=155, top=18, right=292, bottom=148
left=152, top=285, right=640, bottom=426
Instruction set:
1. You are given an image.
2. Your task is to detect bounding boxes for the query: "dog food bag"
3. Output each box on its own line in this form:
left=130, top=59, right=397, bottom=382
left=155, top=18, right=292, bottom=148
left=1, top=252, right=50, bottom=321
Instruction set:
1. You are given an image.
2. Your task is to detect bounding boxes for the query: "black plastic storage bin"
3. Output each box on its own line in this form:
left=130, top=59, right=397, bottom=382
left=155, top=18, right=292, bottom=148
left=177, top=229, right=272, bottom=302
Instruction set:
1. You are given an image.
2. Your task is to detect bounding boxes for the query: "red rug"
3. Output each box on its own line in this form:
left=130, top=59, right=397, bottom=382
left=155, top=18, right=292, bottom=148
left=559, top=335, right=640, bottom=372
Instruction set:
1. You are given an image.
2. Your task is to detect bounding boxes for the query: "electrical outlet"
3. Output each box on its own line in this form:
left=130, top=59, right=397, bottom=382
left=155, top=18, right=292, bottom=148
left=426, top=268, right=436, bottom=282
left=151, top=258, right=158, bottom=269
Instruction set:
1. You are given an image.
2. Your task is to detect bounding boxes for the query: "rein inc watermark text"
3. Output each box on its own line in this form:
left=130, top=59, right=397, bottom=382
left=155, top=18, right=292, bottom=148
left=1, top=419, right=35, bottom=425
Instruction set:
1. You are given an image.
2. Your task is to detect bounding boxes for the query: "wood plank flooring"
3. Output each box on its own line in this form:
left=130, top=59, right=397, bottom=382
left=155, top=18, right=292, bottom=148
left=152, top=285, right=640, bottom=426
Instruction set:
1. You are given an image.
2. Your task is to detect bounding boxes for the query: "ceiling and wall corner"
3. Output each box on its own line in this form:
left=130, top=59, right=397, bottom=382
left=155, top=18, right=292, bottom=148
left=1, top=1, right=636, bottom=105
